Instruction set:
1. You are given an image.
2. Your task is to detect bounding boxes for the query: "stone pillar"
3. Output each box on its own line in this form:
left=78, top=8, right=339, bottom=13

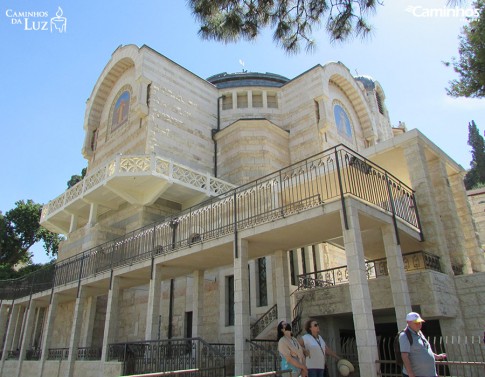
left=192, top=270, right=204, bottom=338
left=100, top=277, right=121, bottom=366
left=403, top=141, right=453, bottom=274
left=11, top=305, right=25, bottom=352
left=0, top=303, right=10, bottom=352
left=341, top=203, right=378, bottom=376
left=80, top=296, right=97, bottom=347
left=429, top=158, right=472, bottom=274
left=88, top=203, right=98, bottom=227
left=381, top=224, right=412, bottom=329
left=274, top=250, right=291, bottom=322
left=234, top=237, right=251, bottom=376
left=145, top=265, right=163, bottom=341
left=17, top=301, right=38, bottom=377
left=0, top=303, right=17, bottom=376
left=449, top=172, right=485, bottom=272
left=39, top=294, right=59, bottom=377
left=303, top=245, right=314, bottom=274
left=66, top=289, right=89, bottom=377
left=69, top=214, right=78, bottom=233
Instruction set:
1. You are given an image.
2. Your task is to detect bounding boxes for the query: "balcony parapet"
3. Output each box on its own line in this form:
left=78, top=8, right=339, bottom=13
left=40, top=154, right=236, bottom=222
left=297, top=250, right=442, bottom=290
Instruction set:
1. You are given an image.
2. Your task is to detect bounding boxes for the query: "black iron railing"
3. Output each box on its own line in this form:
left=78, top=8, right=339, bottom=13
left=298, top=251, right=441, bottom=290
left=0, top=145, right=421, bottom=301
left=107, top=338, right=226, bottom=377
left=77, top=346, right=102, bottom=360
left=247, top=340, right=278, bottom=374
left=47, top=347, right=69, bottom=360
left=251, top=304, right=278, bottom=339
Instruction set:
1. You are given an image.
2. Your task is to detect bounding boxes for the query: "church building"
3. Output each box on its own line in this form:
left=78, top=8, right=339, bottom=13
left=1, top=44, right=484, bottom=377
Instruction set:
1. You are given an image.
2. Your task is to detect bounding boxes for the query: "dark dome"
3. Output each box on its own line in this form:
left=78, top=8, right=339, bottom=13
left=207, top=72, right=289, bottom=89
left=355, top=75, right=376, bottom=90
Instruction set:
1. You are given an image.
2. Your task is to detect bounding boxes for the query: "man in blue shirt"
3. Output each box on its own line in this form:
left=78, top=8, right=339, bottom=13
left=399, top=312, right=446, bottom=377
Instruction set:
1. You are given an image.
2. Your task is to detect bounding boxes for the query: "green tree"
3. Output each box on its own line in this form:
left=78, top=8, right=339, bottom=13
left=446, top=0, right=485, bottom=98
left=188, top=0, right=381, bottom=54
left=67, top=167, right=87, bottom=188
left=464, top=120, right=485, bottom=189
left=0, top=200, right=63, bottom=268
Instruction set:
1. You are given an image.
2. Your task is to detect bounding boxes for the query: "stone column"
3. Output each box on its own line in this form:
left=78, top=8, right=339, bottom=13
left=0, top=303, right=18, bottom=376
left=381, top=224, right=412, bottom=329
left=69, top=214, right=78, bottom=233
left=39, top=294, right=59, bottom=377
left=80, top=296, right=97, bottom=347
left=341, top=203, right=378, bottom=376
left=233, top=237, right=251, bottom=376
left=192, top=270, right=204, bottom=338
left=0, top=303, right=10, bottom=353
left=88, top=203, right=98, bottom=227
left=17, top=300, right=38, bottom=377
left=100, top=276, right=121, bottom=368
left=403, top=140, right=453, bottom=273
left=66, top=289, right=89, bottom=377
left=303, top=245, right=314, bottom=274
left=145, top=265, right=163, bottom=341
left=11, top=305, right=25, bottom=353
left=449, top=171, right=485, bottom=272
left=274, top=250, right=291, bottom=322
left=428, top=158, right=472, bottom=274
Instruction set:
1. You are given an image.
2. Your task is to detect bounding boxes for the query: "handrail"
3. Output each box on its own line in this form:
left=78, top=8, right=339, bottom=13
left=251, top=304, right=278, bottom=339
left=0, top=144, right=421, bottom=301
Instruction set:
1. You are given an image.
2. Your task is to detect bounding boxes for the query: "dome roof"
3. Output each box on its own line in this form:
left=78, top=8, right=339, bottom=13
left=355, top=75, right=376, bottom=90
left=207, top=71, right=289, bottom=89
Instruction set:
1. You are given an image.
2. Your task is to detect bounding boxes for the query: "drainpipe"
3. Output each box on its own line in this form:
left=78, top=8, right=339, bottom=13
left=212, top=96, right=224, bottom=178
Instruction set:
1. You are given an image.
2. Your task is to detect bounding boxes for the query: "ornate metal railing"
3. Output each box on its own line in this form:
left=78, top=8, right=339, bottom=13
left=0, top=145, right=421, bottom=301
left=77, top=346, right=102, bottom=360
left=247, top=340, right=278, bottom=374
left=107, top=338, right=226, bottom=377
left=47, top=347, right=69, bottom=360
left=298, top=251, right=441, bottom=290
left=41, top=154, right=236, bottom=221
left=25, top=348, right=42, bottom=360
left=251, top=304, right=278, bottom=339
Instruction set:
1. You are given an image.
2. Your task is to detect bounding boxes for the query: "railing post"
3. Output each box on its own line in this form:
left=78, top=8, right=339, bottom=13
left=385, top=173, right=401, bottom=245
left=334, top=148, right=349, bottom=230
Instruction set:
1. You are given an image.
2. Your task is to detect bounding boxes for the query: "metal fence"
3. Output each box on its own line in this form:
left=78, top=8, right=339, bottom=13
left=378, top=335, right=485, bottom=377
left=107, top=338, right=226, bottom=377
left=0, top=145, right=421, bottom=302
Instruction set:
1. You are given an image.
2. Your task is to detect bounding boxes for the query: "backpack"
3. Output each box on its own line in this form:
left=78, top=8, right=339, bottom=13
left=394, top=328, right=413, bottom=366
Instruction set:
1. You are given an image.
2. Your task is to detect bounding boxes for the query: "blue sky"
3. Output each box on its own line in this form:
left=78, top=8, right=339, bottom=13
left=1, top=0, right=483, bottom=263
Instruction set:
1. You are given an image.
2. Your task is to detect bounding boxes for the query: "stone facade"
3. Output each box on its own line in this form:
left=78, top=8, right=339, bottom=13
left=1, top=44, right=484, bottom=377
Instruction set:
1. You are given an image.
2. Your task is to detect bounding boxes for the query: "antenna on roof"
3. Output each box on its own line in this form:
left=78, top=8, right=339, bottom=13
left=239, top=59, right=247, bottom=73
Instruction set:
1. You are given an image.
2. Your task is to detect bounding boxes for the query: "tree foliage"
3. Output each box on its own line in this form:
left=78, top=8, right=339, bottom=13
left=67, top=167, right=87, bottom=189
left=446, top=0, right=485, bottom=98
left=464, top=120, right=485, bottom=189
left=188, top=0, right=381, bottom=54
left=0, top=200, right=63, bottom=268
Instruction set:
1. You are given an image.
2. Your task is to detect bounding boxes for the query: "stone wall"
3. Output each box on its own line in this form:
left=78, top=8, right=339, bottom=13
left=454, top=272, right=485, bottom=336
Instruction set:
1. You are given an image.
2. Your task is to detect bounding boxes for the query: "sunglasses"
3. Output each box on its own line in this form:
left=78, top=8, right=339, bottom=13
left=283, top=324, right=292, bottom=331
left=312, top=323, right=319, bottom=327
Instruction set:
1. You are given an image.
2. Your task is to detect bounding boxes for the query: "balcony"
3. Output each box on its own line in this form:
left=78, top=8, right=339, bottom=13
left=2, top=144, right=423, bottom=301
left=40, top=154, right=236, bottom=234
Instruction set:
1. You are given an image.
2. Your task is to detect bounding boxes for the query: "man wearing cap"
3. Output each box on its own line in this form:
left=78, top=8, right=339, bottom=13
left=399, top=312, right=446, bottom=377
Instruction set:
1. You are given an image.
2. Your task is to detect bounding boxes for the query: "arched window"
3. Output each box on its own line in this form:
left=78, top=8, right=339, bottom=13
left=111, top=89, right=131, bottom=132
left=333, top=102, right=353, bottom=140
